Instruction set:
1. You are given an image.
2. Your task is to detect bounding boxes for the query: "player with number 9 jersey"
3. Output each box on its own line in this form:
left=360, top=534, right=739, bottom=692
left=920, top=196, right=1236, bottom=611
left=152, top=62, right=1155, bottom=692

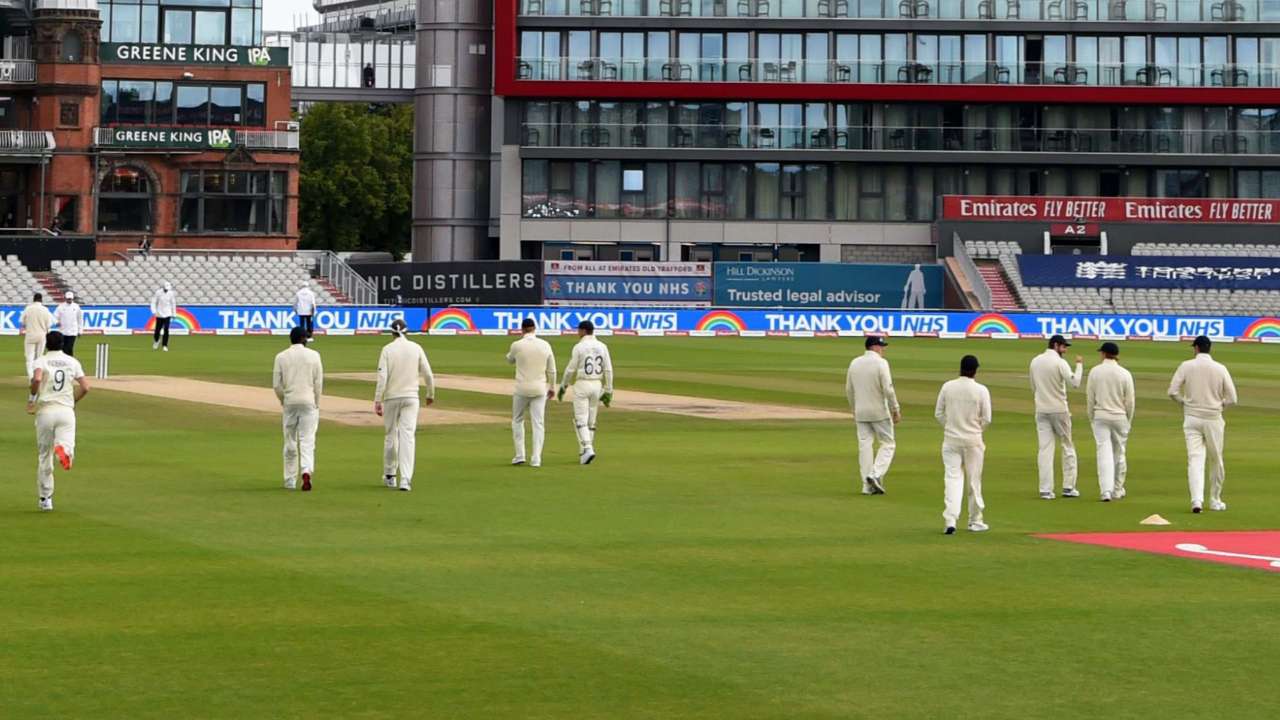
left=28, top=331, right=90, bottom=512
left=558, top=320, right=614, bottom=465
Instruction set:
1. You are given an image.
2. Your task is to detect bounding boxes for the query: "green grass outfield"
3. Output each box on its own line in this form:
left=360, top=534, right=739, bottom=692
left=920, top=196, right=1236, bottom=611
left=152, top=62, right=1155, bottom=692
left=1, top=334, right=1278, bottom=719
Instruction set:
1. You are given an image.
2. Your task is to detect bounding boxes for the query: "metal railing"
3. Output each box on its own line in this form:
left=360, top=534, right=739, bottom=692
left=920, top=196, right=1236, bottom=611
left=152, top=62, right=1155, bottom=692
left=0, top=130, right=55, bottom=152
left=517, top=57, right=1280, bottom=88
left=0, top=59, right=35, bottom=84
left=952, top=232, right=992, bottom=311
left=522, top=123, right=1280, bottom=155
left=299, top=250, right=380, bottom=305
left=520, top=0, right=1277, bottom=21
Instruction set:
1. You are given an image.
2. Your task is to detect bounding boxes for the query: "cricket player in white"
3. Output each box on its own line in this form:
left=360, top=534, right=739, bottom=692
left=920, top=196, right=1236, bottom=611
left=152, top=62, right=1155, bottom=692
left=936, top=354, right=991, bottom=534
left=1029, top=334, right=1083, bottom=499
left=1086, top=342, right=1135, bottom=502
left=507, top=318, right=556, bottom=468
left=374, top=319, right=435, bottom=491
left=273, top=327, right=323, bottom=491
left=52, top=291, right=83, bottom=357
left=1168, top=335, right=1238, bottom=513
left=151, top=281, right=176, bottom=351
left=294, top=285, right=317, bottom=339
left=20, top=292, right=52, bottom=379
left=557, top=320, right=613, bottom=465
left=845, top=335, right=900, bottom=495
left=28, top=331, right=90, bottom=512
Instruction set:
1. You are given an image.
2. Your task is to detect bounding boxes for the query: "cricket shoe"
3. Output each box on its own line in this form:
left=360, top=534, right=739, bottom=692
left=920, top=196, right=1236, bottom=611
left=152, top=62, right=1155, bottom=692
left=867, top=476, right=886, bottom=495
left=1192, top=503, right=1203, bottom=514
left=1210, top=501, right=1227, bottom=512
left=1114, top=489, right=1127, bottom=500
left=944, top=526, right=956, bottom=535
left=384, top=475, right=398, bottom=488
left=1100, top=492, right=1113, bottom=502
left=1039, top=491, right=1056, bottom=500
left=968, top=522, right=990, bottom=533
left=152, top=341, right=160, bottom=350
left=284, top=480, right=296, bottom=490
left=530, top=459, right=542, bottom=468
left=580, top=450, right=596, bottom=465
left=54, top=445, right=72, bottom=471
left=38, top=497, right=53, bottom=512
left=398, top=481, right=412, bottom=492
left=860, top=483, right=874, bottom=495
left=1062, top=488, right=1081, bottom=498
left=301, top=473, right=312, bottom=492
left=511, top=457, right=526, bottom=466
left=162, top=347, right=169, bottom=352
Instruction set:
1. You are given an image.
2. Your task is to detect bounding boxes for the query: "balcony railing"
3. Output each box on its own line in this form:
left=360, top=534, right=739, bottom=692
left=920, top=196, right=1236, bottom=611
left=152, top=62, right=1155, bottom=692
left=0, top=130, right=55, bottom=152
left=518, top=57, right=1280, bottom=87
left=520, top=0, right=1278, bottom=22
left=93, top=128, right=300, bottom=150
left=0, top=59, right=36, bottom=85
left=522, top=123, right=1280, bottom=154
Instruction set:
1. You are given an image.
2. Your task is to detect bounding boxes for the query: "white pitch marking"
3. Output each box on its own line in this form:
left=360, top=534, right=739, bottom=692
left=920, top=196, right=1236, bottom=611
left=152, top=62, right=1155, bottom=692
left=1174, top=543, right=1280, bottom=568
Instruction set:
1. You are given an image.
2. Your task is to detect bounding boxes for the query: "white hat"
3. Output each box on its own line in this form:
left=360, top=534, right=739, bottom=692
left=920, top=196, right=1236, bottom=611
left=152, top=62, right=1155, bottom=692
left=65, top=291, right=74, bottom=301
left=163, top=281, right=172, bottom=291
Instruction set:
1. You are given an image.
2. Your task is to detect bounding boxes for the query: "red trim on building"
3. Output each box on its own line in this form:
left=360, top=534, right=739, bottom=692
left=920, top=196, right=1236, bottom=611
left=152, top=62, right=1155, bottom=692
left=494, top=0, right=1280, bottom=106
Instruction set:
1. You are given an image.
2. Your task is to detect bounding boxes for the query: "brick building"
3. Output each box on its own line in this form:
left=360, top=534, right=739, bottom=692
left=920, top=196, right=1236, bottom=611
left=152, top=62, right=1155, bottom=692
left=0, top=0, right=297, bottom=264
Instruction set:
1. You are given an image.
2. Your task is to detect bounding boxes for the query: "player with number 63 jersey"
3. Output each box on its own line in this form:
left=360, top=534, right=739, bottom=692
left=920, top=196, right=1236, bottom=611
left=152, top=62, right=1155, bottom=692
left=558, top=320, right=614, bottom=465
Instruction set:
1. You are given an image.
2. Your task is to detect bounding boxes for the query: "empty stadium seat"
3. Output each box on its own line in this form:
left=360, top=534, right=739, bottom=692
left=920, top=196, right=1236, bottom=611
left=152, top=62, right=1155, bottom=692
left=0, top=257, right=47, bottom=304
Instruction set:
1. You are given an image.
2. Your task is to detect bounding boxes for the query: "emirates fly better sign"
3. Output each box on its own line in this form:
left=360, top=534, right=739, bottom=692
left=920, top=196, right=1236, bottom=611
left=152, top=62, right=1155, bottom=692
left=942, top=195, right=1280, bottom=223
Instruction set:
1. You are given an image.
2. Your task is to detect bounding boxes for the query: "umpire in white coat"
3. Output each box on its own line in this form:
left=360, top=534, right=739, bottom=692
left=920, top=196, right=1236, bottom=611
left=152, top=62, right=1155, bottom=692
left=374, top=319, right=435, bottom=491
left=845, top=335, right=900, bottom=495
left=151, top=281, right=176, bottom=351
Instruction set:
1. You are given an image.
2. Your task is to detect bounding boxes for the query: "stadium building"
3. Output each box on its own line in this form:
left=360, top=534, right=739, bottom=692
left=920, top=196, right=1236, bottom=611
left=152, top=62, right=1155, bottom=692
left=0, top=0, right=299, bottom=264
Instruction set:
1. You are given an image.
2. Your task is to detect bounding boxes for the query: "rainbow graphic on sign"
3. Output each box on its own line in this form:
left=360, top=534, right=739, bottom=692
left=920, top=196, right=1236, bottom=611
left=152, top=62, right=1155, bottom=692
left=145, top=307, right=200, bottom=331
left=695, top=310, right=747, bottom=333
left=1242, top=317, right=1280, bottom=339
left=425, top=308, right=475, bottom=331
left=965, top=313, right=1019, bottom=335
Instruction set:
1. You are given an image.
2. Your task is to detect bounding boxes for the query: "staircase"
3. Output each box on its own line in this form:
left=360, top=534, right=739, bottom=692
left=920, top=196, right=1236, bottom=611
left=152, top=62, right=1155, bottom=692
left=33, top=271, right=68, bottom=303
left=976, top=261, right=1023, bottom=311
left=316, top=278, right=352, bottom=304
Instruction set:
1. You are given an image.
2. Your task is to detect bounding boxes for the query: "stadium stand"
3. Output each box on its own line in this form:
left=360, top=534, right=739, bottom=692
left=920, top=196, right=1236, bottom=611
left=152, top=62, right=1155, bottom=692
left=965, top=241, right=1280, bottom=315
left=0, top=255, right=48, bottom=304
left=51, top=255, right=342, bottom=306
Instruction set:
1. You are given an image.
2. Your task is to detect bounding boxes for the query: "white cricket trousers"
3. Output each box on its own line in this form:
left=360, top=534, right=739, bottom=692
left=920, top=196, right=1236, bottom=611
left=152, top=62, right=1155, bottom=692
left=1091, top=414, right=1130, bottom=497
left=1183, top=415, right=1226, bottom=507
left=572, top=382, right=602, bottom=454
left=24, top=339, right=43, bottom=379
left=1036, top=411, right=1077, bottom=494
left=942, top=442, right=985, bottom=529
left=282, top=404, right=318, bottom=484
left=382, top=397, right=419, bottom=482
left=855, top=419, right=896, bottom=483
left=512, top=393, right=547, bottom=464
left=35, top=406, right=75, bottom=500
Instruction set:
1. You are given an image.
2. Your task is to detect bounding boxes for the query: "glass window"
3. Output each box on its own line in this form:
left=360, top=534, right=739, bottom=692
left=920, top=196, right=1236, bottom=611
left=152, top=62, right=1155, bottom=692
left=231, top=8, right=253, bottom=45
left=164, top=10, right=193, bottom=44
left=99, top=167, right=152, bottom=232
left=245, top=83, right=264, bottom=126
left=725, top=163, right=749, bottom=219
left=118, top=81, right=154, bottom=124
left=194, top=10, right=226, bottom=45
left=522, top=159, right=549, bottom=215
left=595, top=161, right=620, bottom=218
left=142, top=5, right=159, bottom=43
left=755, top=163, right=780, bottom=219
left=112, top=5, right=141, bottom=43
left=154, top=82, right=174, bottom=122
left=100, top=80, right=119, bottom=125
left=176, top=85, right=209, bottom=124
left=61, top=31, right=83, bottom=62
left=209, top=86, right=241, bottom=124
left=674, top=162, right=701, bottom=218
left=179, top=169, right=285, bottom=234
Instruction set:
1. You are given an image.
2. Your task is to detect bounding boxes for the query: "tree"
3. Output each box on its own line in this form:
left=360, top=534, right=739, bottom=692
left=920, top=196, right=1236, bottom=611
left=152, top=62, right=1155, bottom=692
left=298, top=103, right=413, bottom=257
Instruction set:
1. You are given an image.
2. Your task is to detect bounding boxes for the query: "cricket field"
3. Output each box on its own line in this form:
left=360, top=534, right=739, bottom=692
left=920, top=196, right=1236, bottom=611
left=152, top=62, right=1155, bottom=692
left=1, top=334, right=1278, bottom=719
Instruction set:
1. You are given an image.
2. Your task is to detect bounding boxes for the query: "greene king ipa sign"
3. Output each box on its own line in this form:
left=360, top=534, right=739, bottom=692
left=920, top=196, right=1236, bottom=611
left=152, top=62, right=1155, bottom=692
left=942, top=195, right=1280, bottom=224
left=102, top=127, right=235, bottom=150
left=101, top=43, right=289, bottom=67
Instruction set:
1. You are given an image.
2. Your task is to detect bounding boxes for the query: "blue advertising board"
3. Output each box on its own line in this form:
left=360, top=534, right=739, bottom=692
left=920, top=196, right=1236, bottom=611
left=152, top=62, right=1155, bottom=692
left=543, top=275, right=711, bottom=303
left=713, top=262, right=945, bottom=309
left=1018, top=254, right=1280, bottom=289
left=3, top=304, right=1277, bottom=341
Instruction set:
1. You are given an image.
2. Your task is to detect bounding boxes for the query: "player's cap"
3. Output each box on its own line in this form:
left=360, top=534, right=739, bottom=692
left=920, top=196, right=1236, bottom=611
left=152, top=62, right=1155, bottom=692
left=864, top=335, right=888, bottom=349
left=389, top=319, right=408, bottom=335
left=1099, top=341, right=1120, bottom=355
left=64, top=291, right=74, bottom=301
left=1193, top=335, right=1212, bottom=352
left=1048, top=334, right=1071, bottom=347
